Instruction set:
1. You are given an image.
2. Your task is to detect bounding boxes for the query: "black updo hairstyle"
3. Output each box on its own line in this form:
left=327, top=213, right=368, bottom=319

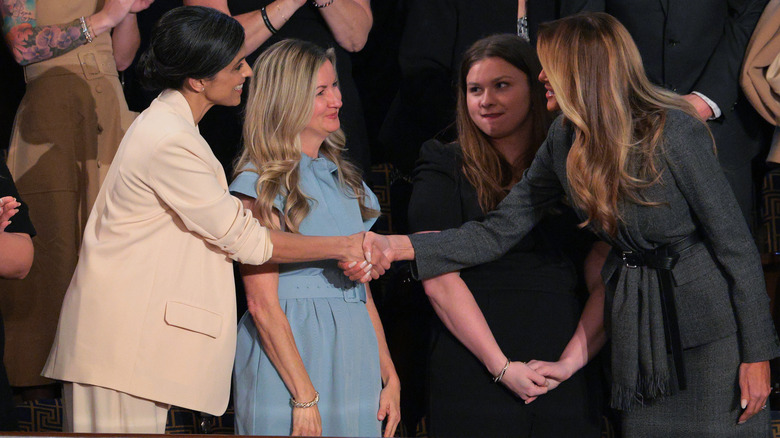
left=137, top=6, right=245, bottom=91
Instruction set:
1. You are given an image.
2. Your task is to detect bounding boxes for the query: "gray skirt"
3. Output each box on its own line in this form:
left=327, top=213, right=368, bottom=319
left=622, top=333, right=770, bottom=437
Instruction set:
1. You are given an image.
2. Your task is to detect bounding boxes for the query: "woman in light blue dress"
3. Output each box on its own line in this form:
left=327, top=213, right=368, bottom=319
left=230, top=39, right=401, bottom=437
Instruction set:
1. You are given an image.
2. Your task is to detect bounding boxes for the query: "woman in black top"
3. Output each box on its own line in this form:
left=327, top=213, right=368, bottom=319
left=0, top=159, right=35, bottom=430
left=408, top=34, right=605, bottom=437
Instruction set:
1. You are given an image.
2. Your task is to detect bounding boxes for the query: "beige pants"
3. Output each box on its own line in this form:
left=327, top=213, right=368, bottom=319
left=63, top=382, right=169, bottom=433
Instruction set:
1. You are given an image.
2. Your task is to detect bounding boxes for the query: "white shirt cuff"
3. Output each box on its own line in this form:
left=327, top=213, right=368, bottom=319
left=691, top=91, right=722, bottom=120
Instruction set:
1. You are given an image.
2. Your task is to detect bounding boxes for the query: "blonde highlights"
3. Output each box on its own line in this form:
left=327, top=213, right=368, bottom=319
left=537, top=12, right=702, bottom=235
left=236, top=39, right=377, bottom=232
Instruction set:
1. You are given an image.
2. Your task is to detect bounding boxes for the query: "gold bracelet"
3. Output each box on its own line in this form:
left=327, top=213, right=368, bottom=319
left=290, top=391, right=319, bottom=408
left=492, top=359, right=510, bottom=383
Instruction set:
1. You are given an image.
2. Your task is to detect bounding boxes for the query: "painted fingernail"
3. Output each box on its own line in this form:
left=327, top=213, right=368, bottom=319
left=359, top=261, right=368, bottom=269
left=366, top=251, right=372, bottom=262
left=364, top=264, right=373, bottom=272
left=347, top=261, right=357, bottom=268
left=741, top=399, right=748, bottom=409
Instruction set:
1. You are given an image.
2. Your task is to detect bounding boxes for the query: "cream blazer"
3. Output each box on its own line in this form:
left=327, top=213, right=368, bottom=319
left=42, top=90, right=273, bottom=415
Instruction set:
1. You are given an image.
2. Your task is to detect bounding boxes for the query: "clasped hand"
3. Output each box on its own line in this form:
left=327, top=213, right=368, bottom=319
left=498, top=360, right=576, bottom=403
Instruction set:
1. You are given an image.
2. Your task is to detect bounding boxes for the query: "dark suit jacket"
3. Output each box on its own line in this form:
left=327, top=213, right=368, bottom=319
left=574, top=0, right=773, bottom=219
left=410, top=112, right=780, bottom=362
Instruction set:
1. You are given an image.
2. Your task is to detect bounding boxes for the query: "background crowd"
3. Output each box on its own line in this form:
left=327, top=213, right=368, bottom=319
left=1, top=0, right=780, bottom=437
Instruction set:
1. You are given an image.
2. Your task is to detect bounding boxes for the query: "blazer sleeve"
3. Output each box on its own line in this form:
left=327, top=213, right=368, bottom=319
left=408, top=140, right=464, bottom=233
left=693, top=0, right=769, bottom=112
left=409, top=120, right=567, bottom=279
left=147, top=130, right=274, bottom=266
left=665, top=115, right=780, bottom=362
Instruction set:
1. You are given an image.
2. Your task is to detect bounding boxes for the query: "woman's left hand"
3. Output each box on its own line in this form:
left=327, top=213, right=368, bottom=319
left=738, top=361, right=771, bottom=425
left=377, top=375, right=401, bottom=437
left=0, top=196, right=20, bottom=232
left=526, top=359, right=575, bottom=392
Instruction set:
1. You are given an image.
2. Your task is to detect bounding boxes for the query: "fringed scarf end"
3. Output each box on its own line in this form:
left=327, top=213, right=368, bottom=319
left=610, top=375, right=674, bottom=411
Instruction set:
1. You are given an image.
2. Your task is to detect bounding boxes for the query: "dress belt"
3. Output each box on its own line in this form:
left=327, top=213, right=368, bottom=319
left=277, top=276, right=367, bottom=303
left=620, top=232, right=703, bottom=391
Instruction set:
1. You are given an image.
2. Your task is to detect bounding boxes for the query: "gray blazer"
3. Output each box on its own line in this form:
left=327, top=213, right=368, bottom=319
left=409, top=110, right=779, bottom=362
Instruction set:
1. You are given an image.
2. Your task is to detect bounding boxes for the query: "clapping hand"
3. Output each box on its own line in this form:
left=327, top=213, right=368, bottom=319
left=0, top=196, right=20, bottom=232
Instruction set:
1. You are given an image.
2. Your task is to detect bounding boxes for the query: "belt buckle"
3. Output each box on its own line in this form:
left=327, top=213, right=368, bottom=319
left=78, top=51, right=103, bottom=80
left=622, top=251, right=642, bottom=269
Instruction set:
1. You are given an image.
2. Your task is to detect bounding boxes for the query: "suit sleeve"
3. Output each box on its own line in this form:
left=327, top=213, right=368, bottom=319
left=665, top=115, right=780, bottom=362
left=693, top=0, right=769, bottom=112
left=148, top=130, right=274, bottom=266
left=408, top=140, right=464, bottom=233
left=409, top=121, right=566, bottom=279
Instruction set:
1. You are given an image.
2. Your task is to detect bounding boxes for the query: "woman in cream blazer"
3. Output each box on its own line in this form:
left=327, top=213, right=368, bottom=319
left=42, top=7, right=383, bottom=433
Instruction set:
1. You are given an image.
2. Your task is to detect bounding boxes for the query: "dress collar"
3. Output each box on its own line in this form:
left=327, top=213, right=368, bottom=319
left=300, top=153, right=338, bottom=174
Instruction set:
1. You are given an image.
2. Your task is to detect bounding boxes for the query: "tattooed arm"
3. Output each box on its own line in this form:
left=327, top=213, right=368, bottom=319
left=1, top=0, right=153, bottom=66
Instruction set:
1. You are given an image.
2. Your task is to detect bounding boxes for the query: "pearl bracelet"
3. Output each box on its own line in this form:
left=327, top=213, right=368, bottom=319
left=290, top=391, right=319, bottom=408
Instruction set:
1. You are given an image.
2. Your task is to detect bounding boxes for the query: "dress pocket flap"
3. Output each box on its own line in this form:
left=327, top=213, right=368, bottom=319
left=164, top=301, right=223, bottom=339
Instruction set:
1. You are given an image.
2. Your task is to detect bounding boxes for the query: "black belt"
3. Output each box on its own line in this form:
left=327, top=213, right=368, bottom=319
left=620, top=232, right=703, bottom=391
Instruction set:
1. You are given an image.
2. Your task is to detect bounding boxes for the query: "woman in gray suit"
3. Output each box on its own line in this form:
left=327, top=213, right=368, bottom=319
left=352, top=12, right=779, bottom=436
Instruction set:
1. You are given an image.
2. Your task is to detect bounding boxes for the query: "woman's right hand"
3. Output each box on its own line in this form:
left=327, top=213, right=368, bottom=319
left=291, top=405, right=322, bottom=437
left=499, top=361, right=548, bottom=403
left=526, top=359, right=576, bottom=392
left=341, top=232, right=390, bottom=282
left=0, top=196, right=20, bottom=232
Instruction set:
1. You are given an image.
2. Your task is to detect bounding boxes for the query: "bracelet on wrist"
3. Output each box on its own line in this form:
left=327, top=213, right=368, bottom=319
left=492, top=359, right=510, bottom=383
left=79, top=16, right=94, bottom=44
left=260, top=6, right=278, bottom=34
left=311, top=0, right=335, bottom=8
left=290, top=391, right=319, bottom=408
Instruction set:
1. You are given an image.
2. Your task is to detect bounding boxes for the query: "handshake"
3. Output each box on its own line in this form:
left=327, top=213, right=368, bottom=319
left=337, top=231, right=398, bottom=283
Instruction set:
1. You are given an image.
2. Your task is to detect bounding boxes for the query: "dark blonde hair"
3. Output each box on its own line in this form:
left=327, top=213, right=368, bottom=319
left=537, top=12, right=703, bottom=235
left=457, top=34, right=553, bottom=212
left=235, top=39, right=378, bottom=232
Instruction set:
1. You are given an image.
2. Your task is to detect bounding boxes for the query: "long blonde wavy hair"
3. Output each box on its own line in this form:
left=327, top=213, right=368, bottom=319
left=537, top=12, right=705, bottom=236
left=235, top=39, right=378, bottom=232
left=456, top=34, right=553, bottom=212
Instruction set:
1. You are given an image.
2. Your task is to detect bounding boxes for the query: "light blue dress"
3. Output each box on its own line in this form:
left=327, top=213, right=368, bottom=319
left=230, top=154, right=382, bottom=437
